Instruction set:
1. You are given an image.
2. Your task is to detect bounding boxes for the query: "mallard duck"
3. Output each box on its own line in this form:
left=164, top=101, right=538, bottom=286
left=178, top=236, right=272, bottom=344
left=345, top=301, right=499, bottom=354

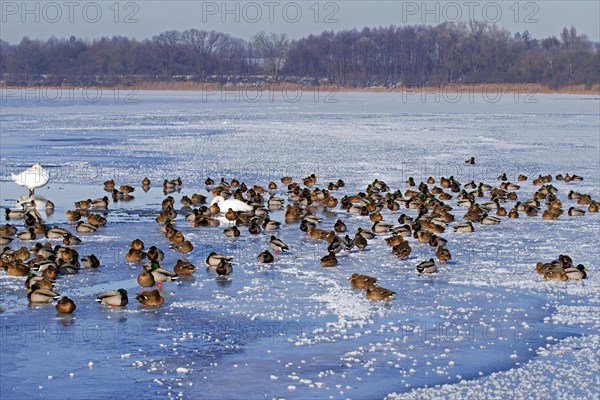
left=269, top=236, right=289, bottom=255
left=320, top=252, right=338, bottom=267
left=66, top=210, right=81, bottom=223
left=180, top=195, right=193, bottom=208
left=392, top=225, right=412, bottom=237
left=167, top=229, right=185, bottom=244
left=31, top=257, right=57, bottom=272
left=414, top=230, right=432, bottom=244
left=307, top=227, right=328, bottom=240
left=454, top=222, right=474, bottom=233
left=7, top=261, right=30, bottom=276
left=542, top=210, right=561, bottom=220
left=55, top=296, right=76, bottom=314
left=137, top=269, right=156, bottom=290
left=28, top=285, right=60, bottom=303
left=147, top=246, right=164, bottom=263
left=349, top=273, right=378, bottom=289
left=555, top=254, right=573, bottom=269
left=126, top=249, right=146, bottom=263
left=481, top=215, right=501, bottom=225
left=96, top=289, right=128, bottom=307
left=416, top=258, right=437, bottom=274
left=223, top=226, right=241, bottom=238
left=12, top=246, right=30, bottom=261
left=119, top=185, right=135, bottom=194
left=354, top=234, right=368, bottom=251
left=496, top=207, right=507, bottom=217
left=0, top=236, right=13, bottom=246
left=426, top=234, right=444, bottom=247
left=0, top=224, right=17, bottom=237
left=333, top=219, right=347, bottom=233
left=372, top=221, right=393, bottom=234
left=16, top=228, right=36, bottom=241
left=170, top=240, right=194, bottom=255
left=130, top=239, right=144, bottom=251
left=214, top=259, right=233, bottom=276
left=145, top=261, right=178, bottom=289
left=336, top=235, right=352, bottom=252
left=23, top=212, right=38, bottom=227
left=74, top=199, right=92, bottom=210
left=42, top=265, right=58, bottom=280
left=366, top=287, right=395, bottom=301
left=356, top=228, right=376, bottom=240
left=174, top=259, right=196, bottom=275
left=249, top=221, right=262, bottom=234
left=568, top=207, right=585, bottom=216
left=76, top=221, right=98, bottom=233
left=190, top=193, right=207, bottom=205
left=56, top=246, right=79, bottom=262
left=369, top=212, right=383, bottom=223
left=136, top=289, right=164, bottom=307
left=87, top=214, right=107, bottom=227
left=508, top=209, right=519, bottom=219
left=204, top=253, right=231, bottom=269
left=577, top=194, right=592, bottom=205
left=385, top=235, right=404, bottom=247
left=104, top=179, right=115, bottom=190
left=535, top=262, right=561, bottom=275
left=262, top=219, right=281, bottom=231
left=571, top=174, right=584, bottom=182
left=565, top=264, right=587, bottom=280
left=302, top=174, right=317, bottom=187
left=224, top=208, right=238, bottom=225
left=517, top=174, right=528, bottom=182
left=465, top=157, right=475, bottom=165
left=25, top=273, right=52, bottom=290
left=435, top=246, right=452, bottom=264
left=257, top=250, right=274, bottom=264
left=81, top=254, right=100, bottom=269
left=589, top=202, right=599, bottom=213
left=543, top=269, right=567, bottom=282
left=45, top=226, right=69, bottom=239
left=391, top=242, right=412, bottom=259
left=57, top=259, right=80, bottom=275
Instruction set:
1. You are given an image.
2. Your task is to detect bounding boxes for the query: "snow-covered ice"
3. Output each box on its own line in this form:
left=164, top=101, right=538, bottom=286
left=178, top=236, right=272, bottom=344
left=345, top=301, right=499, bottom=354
left=0, top=91, right=598, bottom=399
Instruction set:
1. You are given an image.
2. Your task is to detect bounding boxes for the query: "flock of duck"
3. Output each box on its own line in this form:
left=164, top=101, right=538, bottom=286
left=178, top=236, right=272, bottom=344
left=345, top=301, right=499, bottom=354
left=1, top=159, right=596, bottom=312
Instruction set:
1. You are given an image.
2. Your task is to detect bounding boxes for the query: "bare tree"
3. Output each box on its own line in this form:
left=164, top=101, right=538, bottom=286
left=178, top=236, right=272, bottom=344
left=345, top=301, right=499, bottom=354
left=251, top=31, right=289, bottom=81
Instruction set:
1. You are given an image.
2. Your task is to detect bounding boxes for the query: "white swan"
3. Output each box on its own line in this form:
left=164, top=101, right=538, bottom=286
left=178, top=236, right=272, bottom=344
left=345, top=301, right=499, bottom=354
left=210, top=195, right=254, bottom=213
left=11, top=164, right=49, bottom=195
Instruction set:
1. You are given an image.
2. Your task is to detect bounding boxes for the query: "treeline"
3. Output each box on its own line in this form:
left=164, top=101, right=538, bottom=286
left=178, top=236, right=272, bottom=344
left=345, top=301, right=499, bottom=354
left=1, top=21, right=598, bottom=89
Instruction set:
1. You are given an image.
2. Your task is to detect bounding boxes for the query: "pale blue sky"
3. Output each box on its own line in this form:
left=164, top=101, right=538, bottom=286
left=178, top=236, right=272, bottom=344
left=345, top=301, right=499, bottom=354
left=1, top=1, right=598, bottom=43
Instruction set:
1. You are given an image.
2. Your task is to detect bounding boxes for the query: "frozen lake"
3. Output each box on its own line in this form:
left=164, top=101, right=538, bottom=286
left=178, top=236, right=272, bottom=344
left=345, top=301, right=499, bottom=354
left=1, top=90, right=599, bottom=399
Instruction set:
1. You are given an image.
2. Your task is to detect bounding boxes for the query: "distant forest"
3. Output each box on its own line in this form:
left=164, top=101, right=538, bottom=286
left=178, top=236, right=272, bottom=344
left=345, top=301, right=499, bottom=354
left=1, top=21, right=598, bottom=89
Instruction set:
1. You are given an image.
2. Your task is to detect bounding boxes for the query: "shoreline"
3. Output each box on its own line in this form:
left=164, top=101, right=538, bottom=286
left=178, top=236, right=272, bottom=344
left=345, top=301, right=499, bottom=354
left=2, top=82, right=599, bottom=96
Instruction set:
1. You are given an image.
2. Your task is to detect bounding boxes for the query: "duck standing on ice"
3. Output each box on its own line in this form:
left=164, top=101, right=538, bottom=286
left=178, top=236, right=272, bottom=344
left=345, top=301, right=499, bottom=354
left=11, top=164, right=49, bottom=196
